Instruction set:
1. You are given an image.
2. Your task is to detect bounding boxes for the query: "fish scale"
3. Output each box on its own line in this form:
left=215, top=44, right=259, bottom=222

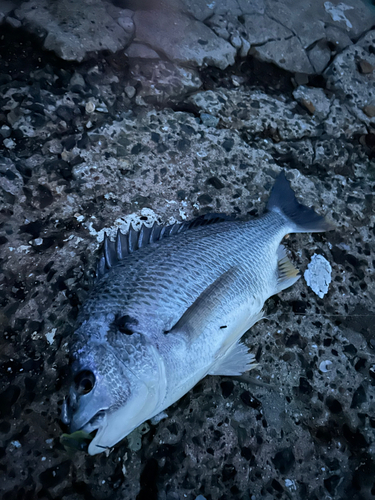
left=63, top=171, right=333, bottom=455
left=81, top=214, right=283, bottom=331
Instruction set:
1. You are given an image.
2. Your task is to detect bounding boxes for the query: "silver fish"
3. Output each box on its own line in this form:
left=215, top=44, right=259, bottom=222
left=62, top=171, right=332, bottom=455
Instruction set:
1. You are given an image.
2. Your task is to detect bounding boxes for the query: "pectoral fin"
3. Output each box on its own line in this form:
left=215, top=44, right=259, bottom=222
left=168, top=267, right=241, bottom=342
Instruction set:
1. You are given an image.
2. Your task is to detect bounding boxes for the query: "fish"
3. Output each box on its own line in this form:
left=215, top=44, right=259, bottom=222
left=61, top=171, right=333, bottom=455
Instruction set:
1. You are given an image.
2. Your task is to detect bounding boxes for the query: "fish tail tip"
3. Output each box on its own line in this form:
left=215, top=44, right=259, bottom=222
left=267, top=170, right=333, bottom=233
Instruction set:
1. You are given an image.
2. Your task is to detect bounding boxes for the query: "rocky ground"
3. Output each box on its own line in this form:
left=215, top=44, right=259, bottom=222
left=1, top=0, right=375, bottom=499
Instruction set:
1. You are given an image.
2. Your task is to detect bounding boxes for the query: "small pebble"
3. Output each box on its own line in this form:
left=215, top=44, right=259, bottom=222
left=125, top=85, right=136, bottom=99
left=45, top=328, right=56, bottom=345
left=70, top=72, right=86, bottom=87
left=200, top=113, right=219, bottom=128
left=85, top=101, right=96, bottom=114
left=363, top=104, right=375, bottom=118
left=4, top=138, right=16, bottom=149
left=0, top=125, right=11, bottom=138
left=285, top=479, right=297, bottom=490
left=358, top=59, right=374, bottom=74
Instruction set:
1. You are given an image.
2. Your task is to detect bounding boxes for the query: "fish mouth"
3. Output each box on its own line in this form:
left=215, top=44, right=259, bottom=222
left=60, top=407, right=107, bottom=453
left=62, top=391, right=108, bottom=435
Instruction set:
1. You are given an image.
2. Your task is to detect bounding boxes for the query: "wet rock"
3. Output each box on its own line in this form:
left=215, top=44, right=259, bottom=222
left=105, top=5, right=134, bottom=33
left=325, top=24, right=352, bottom=52
left=189, top=89, right=322, bottom=140
left=15, top=0, right=134, bottom=62
left=0, top=1, right=18, bottom=21
left=324, top=98, right=366, bottom=138
left=133, top=9, right=236, bottom=70
left=323, top=1, right=374, bottom=38
left=253, top=36, right=314, bottom=74
left=187, top=0, right=374, bottom=74
left=183, top=0, right=246, bottom=23
left=324, top=29, right=375, bottom=126
left=0, top=157, right=25, bottom=207
left=307, top=40, right=332, bottom=74
left=125, top=42, right=160, bottom=59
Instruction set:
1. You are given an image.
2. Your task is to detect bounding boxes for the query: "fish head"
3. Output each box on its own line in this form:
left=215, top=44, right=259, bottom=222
left=62, top=320, right=166, bottom=455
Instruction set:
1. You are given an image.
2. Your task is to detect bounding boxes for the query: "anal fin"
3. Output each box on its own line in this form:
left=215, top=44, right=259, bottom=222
left=276, top=245, right=300, bottom=293
left=208, top=341, right=258, bottom=376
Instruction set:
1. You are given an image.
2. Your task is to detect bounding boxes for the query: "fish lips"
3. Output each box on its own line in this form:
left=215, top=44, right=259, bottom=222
left=64, top=381, right=112, bottom=436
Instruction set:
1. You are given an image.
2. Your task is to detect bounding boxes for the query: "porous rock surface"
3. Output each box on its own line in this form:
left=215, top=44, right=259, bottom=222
left=1, top=1, right=375, bottom=500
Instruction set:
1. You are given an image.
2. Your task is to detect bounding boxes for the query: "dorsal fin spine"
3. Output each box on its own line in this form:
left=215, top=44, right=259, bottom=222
left=128, top=225, right=137, bottom=253
left=138, top=224, right=146, bottom=247
left=115, top=229, right=122, bottom=260
left=103, top=233, right=112, bottom=268
left=96, top=213, right=235, bottom=279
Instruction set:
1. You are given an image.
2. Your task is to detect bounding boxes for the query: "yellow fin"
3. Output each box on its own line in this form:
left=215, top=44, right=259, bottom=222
left=276, top=245, right=300, bottom=293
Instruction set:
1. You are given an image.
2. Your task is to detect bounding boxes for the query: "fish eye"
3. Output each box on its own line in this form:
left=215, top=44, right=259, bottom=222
left=74, top=370, right=95, bottom=395
left=115, top=314, right=137, bottom=335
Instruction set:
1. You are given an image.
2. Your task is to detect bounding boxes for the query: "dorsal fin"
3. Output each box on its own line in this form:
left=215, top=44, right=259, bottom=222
left=96, top=213, right=235, bottom=279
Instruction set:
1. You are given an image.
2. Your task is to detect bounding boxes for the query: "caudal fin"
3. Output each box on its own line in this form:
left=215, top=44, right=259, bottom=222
left=267, top=171, right=334, bottom=233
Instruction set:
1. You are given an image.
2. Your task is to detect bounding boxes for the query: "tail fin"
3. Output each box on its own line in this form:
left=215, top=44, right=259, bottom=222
left=267, top=171, right=334, bottom=233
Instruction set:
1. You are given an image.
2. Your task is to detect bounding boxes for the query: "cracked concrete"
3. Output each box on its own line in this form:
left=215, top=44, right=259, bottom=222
left=1, top=0, right=373, bottom=74
left=133, top=9, right=236, bottom=70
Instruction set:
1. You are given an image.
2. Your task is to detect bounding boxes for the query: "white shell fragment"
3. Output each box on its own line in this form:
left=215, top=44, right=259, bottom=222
left=319, top=360, right=333, bottom=373
left=304, top=253, right=332, bottom=298
left=45, top=328, right=57, bottom=345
